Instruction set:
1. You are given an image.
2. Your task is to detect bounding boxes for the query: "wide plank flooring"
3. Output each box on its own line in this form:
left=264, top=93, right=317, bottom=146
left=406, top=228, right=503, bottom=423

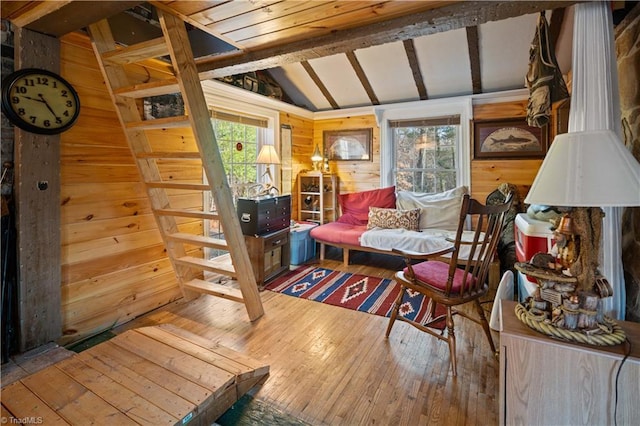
left=113, top=249, right=501, bottom=425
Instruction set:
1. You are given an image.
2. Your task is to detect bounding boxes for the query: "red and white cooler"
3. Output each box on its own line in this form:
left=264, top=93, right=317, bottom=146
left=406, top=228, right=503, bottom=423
left=514, top=213, right=555, bottom=301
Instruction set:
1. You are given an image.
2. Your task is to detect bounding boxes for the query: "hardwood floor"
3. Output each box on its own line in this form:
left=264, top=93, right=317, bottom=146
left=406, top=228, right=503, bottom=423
left=114, top=248, right=501, bottom=425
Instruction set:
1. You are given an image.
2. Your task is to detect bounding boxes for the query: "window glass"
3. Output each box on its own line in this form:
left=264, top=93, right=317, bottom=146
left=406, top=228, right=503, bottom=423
left=392, top=117, right=459, bottom=193
left=207, top=119, right=265, bottom=259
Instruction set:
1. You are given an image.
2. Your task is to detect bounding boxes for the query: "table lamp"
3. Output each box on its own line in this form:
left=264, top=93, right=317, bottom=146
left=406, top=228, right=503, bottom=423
left=311, top=145, right=323, bottom=171
left=516, top=129, right=640, bottom=345
left=255, top=144, right=280, bottom=194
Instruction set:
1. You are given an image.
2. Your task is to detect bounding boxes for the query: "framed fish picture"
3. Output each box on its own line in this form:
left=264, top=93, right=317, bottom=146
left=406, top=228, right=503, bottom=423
left=472, top=118, right=549, bottom=159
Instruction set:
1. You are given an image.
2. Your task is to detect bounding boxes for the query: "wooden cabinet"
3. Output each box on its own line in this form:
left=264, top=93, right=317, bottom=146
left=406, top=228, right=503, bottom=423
left=244, top=227, right=290, bottom=288
left=499, top=300, right=640, bottom=425
left=298, top=172, right=337, bottom=224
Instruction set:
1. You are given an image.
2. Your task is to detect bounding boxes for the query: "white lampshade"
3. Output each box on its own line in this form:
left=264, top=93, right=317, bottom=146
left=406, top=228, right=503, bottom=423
left=255, top=144, right=280, bottom=165
left=524, top=130, right=640, bottom=207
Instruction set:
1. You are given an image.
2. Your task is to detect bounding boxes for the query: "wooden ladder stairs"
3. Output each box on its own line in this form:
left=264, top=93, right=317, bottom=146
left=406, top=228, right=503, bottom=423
left=86, top=12, right=264, bottom=320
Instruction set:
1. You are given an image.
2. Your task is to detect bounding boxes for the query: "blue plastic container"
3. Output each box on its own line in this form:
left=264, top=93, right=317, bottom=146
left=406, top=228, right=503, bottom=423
left=290, top=223, right=318, bottom=265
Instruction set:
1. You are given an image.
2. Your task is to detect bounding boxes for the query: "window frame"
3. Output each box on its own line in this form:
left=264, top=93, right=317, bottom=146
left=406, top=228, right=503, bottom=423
left=375, top=97, right=472, bottom=191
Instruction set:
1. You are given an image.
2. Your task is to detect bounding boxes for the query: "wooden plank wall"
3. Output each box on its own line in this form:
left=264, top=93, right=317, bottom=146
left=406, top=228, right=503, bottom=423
left=304, top=104, right=553, bottom=205
left=470, top=100, right=544, bottom=204
left=280, top=112, right=314, bottom=221
left=313, top=115, right=381, bottom=194
left=58, top=33, right=195, bottom=345
left=54, top=32, right=557, bottom=346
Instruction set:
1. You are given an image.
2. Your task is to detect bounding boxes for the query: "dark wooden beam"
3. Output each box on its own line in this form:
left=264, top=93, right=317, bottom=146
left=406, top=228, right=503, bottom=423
left=195, top=1, right=580, bottom=78
left=466, top=26, right=482, bottom=94
left=300, top=61, right=340, bottom=110
left=10, top=1, right=142, bottom=37
left=403, top=39, right=428, bottom=100
left=548, top=8, right=566, bottom=53
left=14, top=27, right=62, bottom=351
left=345, top=51, right=379, bottom=105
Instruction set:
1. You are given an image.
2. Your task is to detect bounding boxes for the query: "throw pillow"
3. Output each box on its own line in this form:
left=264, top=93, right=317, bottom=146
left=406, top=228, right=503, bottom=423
left=396, top=186, right=468, bottom=231
left=337, top=186, right=396, bottom=225
left=366, top=207, right=420, bottom=231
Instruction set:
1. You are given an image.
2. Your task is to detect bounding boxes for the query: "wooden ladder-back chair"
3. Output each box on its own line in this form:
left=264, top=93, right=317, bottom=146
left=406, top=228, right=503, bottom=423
left=386, top=193, right=514, bottom=376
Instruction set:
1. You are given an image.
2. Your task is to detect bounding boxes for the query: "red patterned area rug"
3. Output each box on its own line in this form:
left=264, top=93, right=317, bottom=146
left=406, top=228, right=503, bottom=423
left=265, top=266, right=445, bottom=328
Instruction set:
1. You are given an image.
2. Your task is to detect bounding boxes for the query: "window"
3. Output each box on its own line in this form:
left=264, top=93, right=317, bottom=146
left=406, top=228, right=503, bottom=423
left=391, top=116, right=460, bottom=193
left=377, top=97, right=471, bottom=191
left=210, top=110, right=269, bottom=190
left=206, top=113, right=270, bottom=260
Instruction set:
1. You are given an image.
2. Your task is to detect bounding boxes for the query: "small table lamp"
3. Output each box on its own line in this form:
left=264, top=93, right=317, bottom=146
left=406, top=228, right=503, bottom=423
left=311, top=144, right=323, bottom=171
left=516, top=129, right=640, bottom=345
left=255, top=144, right=280, bottom=194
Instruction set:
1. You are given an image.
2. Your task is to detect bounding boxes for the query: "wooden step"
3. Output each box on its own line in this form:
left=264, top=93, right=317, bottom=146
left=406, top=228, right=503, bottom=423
left=146, top=182, right=210, bottom=191
left=101, top=37, right=169, bottom=64
left=113, top=78, right=180, bottom=98
left=0, top=326, right=269, bottom=425
left=126, top=115, right=191, bottom=130
left=136, top=151, right=202, bottom=159
left=174, top=255, right=236, bottom=276
left=155, top=208, right=219, bottom=220
left=167, top=233, right=228, bottom=250
left=183, top=279, right=244, bottom=302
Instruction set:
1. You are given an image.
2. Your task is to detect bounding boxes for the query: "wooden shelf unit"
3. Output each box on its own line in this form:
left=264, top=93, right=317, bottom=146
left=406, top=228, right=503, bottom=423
left=298, top=172, right=337, bottom=225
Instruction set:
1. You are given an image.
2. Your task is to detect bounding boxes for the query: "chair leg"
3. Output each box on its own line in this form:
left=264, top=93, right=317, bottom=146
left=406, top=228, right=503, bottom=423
left=385, top=286, right=404, bottom=338
left=474, top=299, right=496, bottom=354
left=446, top=306, right=457, bottom=377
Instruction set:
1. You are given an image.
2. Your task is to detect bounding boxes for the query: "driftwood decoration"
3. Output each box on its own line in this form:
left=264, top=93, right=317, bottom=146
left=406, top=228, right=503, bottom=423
left=569, top=207, right=605, bottom=292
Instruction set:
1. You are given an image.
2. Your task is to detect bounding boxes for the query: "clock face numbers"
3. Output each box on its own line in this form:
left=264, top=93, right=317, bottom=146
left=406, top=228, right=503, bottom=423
left=2, top=69, right=80, bottom=134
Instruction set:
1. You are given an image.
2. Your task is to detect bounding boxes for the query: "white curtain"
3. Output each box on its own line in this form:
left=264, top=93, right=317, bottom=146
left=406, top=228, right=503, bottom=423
left=568, top=2, right=625, bottom=318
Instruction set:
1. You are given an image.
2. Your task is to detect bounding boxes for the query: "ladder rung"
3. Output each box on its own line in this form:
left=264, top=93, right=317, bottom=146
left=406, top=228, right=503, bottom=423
left=183, top=279, right=243, bottom=303
left=113, top=78, right=180, bottom=98
left=126, top=116, right=190, bottom=130
left=146, top=182, right=210, bottom=190
left=102, top=37, right=169, bottom=64
left=175, top=255, right=236, bottom=276
left=167, top=233, right=228, bottom=250
left=155, top=208, right=219, bottom=220
left=136, top=152, right=202, bottom=159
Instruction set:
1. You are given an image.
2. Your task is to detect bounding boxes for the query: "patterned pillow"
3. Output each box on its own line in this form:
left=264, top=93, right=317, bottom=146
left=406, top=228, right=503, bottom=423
left=367, top=207, right=420, bottom=231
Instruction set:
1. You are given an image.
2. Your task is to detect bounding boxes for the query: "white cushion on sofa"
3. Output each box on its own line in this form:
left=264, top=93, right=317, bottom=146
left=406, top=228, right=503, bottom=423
left=396, top=186, right=468, bottom=231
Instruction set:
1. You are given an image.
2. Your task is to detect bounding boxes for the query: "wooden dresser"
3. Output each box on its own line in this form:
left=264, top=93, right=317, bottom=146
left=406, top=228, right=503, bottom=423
left=499, top=300, right=640, bottom=425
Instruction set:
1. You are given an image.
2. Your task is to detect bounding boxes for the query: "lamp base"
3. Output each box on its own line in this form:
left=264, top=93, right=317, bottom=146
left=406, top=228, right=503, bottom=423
left=515, top=302, right=626, bottom=346
left=514, top=261, right=625, bottom=346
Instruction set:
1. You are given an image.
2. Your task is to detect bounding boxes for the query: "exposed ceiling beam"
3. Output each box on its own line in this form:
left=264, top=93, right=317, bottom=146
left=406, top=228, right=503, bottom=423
left=300, top=61, right=339, bottom=110
left=345, top=51, right=379, bottom=106
left=8, top=1, right=142, bottom=37
left=466, top=26, right=482, bottom=94
left=403, top=39, right=428, bottom=100
left=195, top=1, right=580, bottom=79
left=548, top=8, right=566, bottom=51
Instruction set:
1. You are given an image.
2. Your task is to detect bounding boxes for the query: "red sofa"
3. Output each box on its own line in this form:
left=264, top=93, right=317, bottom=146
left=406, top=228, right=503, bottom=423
left=309, top=185, right=501, bottom=287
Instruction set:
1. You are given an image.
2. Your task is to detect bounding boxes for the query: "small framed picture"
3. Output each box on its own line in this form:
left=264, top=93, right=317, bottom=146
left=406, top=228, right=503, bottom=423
left=472, top=118, right=549, bottom=159
left=323, top=128, right=373, bottom=161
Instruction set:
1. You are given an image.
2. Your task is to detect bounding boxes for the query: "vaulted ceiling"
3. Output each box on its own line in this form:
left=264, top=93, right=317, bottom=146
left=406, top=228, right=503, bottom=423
left=2, top=1, right=582, bottom=112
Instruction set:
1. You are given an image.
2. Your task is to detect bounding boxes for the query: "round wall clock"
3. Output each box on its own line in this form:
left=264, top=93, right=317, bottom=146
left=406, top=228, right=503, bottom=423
left=1, top=68, right=80, bottom=135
